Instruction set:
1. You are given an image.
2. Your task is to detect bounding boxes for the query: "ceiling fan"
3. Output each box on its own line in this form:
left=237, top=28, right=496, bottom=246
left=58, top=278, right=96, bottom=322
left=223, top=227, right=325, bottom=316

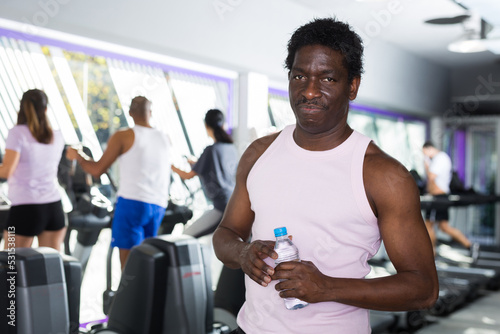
left=424, top=11, right=494, bottom=53
left=424, top=14, right=471, bottom=25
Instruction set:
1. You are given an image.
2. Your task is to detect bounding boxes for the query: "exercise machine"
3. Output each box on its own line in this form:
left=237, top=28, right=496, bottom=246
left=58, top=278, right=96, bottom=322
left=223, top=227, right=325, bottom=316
left=420, top=192, right=500, bottom=291
left=0, top=247, right=82, bottom=334
left=0, top=181, right=10, bottom=244
left=0, top=236, right=233, bottom=334
left=88, top=234, right=231, bottom=333
left=58, top=145, right=114, bottom=275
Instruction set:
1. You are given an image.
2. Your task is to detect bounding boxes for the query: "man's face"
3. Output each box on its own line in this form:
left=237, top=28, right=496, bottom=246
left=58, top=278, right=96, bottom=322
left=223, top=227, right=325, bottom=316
left=422, top=147, right=432, bottom=158
left=288, top=44, right=360, bottom=136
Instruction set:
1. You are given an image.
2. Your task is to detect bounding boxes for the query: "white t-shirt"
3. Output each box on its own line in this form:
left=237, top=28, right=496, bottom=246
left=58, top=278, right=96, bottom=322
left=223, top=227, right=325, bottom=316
left=429, top=151, right=452, bottom=193
left=5, top=125, right=65, bottom=205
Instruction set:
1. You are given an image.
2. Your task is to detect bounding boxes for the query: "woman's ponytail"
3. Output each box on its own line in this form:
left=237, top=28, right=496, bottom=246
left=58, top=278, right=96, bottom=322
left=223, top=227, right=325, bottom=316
left=17, top=89, right=52, bottom=144
left=204, top=109, right=233, bottom=144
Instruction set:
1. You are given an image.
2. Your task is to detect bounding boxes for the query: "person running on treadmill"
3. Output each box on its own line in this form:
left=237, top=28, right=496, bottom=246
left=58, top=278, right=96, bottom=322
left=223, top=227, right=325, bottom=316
left=213, top=17, right=438, bottom=334
left=0, top=89, right=66, bottom=251
left=422, top=141, right=480, bottom=260
left=66, top=96, right=172, bottom=270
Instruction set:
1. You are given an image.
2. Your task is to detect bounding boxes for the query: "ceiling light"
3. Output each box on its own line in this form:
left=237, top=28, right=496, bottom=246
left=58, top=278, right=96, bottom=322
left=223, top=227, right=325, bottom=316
left=448, top=31, right=488, bottom=53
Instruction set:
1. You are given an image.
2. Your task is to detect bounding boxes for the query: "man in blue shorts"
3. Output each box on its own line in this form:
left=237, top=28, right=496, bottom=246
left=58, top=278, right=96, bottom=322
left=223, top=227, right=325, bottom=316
left=67, top=96, right=172, bottom=269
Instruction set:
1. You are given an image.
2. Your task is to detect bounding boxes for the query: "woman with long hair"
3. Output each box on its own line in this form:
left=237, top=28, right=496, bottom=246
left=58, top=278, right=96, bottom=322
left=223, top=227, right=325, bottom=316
left=172, top=108, right=238, bottom=237
left=0, top=89, right=66, bottom=251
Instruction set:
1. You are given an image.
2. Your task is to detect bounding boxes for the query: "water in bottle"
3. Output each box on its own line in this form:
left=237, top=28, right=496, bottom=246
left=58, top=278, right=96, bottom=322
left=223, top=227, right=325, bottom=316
left=274, top=226, right=309, bottom=310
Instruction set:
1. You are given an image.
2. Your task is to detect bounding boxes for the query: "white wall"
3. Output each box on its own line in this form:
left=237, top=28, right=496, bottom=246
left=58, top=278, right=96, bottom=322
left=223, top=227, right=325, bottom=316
left=360, top=39, right=450, bottom=115
left=0, top=0, right=451, bottom=115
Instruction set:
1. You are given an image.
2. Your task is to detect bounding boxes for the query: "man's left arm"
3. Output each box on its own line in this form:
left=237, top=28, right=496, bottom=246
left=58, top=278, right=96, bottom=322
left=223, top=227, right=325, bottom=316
left=360, top=152, right=439, bottom=310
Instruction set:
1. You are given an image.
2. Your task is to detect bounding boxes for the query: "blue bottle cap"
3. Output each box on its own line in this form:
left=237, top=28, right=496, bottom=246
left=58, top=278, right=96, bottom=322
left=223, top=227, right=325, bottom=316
left=274, top=227, right=287, bottom=237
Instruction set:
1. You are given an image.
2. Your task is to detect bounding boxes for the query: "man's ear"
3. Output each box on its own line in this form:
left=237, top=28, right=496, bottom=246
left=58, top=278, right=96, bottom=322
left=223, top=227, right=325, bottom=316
left=349, top=76, right=361, bottom=101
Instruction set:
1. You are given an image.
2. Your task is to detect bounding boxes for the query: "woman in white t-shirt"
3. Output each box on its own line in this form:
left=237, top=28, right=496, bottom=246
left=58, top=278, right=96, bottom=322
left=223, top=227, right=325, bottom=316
left=0, top=89, right=66, bottom=251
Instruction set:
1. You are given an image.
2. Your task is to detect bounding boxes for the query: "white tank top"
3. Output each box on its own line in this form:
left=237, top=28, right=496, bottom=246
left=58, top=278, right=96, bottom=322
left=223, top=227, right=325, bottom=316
left=117, top=125, right=171, bottom=208
left=237, top=124, right=380, bottom=333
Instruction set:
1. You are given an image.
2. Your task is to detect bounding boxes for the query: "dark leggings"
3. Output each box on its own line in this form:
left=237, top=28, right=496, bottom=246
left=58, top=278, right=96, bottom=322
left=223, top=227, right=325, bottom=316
left=229, top=328, right=246, bottom=334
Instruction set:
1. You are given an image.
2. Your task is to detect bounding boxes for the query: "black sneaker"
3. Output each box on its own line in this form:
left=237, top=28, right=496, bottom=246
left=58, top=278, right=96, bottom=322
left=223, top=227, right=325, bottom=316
left=470, top=242, right=480, bottom=264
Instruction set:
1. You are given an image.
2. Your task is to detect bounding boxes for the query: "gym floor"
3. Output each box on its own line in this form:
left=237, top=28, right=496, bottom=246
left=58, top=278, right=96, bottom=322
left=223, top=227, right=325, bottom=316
left=411, top=289, right=500, bottom=333
left=77, top=227, right=120, bottom=325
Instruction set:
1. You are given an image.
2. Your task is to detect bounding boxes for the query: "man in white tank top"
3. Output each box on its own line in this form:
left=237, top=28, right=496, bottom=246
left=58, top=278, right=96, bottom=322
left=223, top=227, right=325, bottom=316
left=213, top=18, right=438, bottom=334
left=67, top=96, right=172, bottom=269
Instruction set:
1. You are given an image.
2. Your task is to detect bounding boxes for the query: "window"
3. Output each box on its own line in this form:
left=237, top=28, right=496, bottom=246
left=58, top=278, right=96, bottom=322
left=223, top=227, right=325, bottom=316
left=0, top=27, right=235, bottom=208
left=268, top=88, right=294, bottom=131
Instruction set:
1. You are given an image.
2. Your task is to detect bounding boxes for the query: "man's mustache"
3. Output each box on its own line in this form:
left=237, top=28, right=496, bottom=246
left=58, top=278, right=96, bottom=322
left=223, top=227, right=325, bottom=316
left=295, top=98, right=327, bottom=109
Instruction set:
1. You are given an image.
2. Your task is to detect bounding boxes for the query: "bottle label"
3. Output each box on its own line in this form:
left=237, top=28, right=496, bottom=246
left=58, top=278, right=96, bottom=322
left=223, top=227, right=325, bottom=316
left=275, top=247, right=299, bottom=264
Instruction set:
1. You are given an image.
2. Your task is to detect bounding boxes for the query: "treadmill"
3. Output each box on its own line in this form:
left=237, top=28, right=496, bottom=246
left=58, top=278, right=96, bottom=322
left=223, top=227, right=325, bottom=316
left=421, top=193, right=500, bottom=291
left=368, top=242, right=477, bottom=320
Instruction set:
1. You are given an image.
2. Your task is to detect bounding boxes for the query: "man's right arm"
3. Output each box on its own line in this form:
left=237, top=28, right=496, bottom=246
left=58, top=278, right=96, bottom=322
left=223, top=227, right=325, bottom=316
left=425, top=154, right=449, bottom=195
left=213, top=132, right=280, bottom=287
left=426, top=171, right=444, bottom=195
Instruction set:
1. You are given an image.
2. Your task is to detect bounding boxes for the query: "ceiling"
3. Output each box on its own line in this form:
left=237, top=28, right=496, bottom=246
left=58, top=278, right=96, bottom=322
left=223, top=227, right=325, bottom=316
left=287, top=0, right=500, bottom=69
left=0, top=0, right=498, bottom=114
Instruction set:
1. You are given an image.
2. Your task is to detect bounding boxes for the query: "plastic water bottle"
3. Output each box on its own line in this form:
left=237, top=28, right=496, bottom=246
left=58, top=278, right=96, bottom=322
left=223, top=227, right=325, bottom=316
left=274, top=226, right=309, bottom=310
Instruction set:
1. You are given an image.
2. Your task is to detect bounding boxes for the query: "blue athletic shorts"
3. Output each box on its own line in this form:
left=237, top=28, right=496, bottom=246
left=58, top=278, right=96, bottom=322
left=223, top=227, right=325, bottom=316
left=111, top=197, right=166, bottom=249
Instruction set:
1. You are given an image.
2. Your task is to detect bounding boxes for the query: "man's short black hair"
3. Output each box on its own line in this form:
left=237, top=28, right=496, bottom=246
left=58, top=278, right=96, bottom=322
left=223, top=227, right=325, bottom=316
left=423, top=141, right=435, bottom=148
left=285, top=17, right=364, bottom=83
